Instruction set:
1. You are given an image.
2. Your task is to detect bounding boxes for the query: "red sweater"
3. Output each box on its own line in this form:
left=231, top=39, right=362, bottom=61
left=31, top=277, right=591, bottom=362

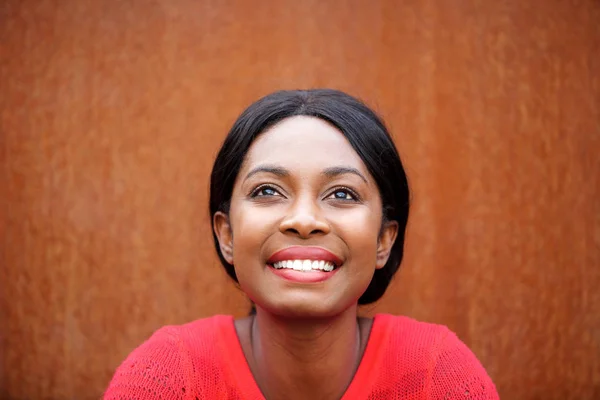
left=104, top=314, right=498, bottom=399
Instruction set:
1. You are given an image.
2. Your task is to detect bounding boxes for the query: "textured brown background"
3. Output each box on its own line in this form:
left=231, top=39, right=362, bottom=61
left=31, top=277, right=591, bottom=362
left=1, top=1, right=599, bottom=399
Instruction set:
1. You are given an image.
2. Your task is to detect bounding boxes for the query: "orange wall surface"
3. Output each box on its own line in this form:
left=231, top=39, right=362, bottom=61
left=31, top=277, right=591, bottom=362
left=1, top=1, right=599, bottom=399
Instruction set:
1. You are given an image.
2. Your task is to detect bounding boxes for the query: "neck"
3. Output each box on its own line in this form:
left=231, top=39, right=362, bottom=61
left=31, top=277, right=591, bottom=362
left=244, top=306, right=367, bottom=400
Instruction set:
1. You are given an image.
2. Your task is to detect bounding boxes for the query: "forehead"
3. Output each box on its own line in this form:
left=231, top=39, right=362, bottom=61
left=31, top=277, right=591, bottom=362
left=241, top=116, right=368, bottom=172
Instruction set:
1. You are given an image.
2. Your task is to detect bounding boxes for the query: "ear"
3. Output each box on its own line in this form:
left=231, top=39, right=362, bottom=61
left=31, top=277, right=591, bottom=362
left=376, top=221, right=398, bottom=269
left=213, top=211, right=234, bottom=265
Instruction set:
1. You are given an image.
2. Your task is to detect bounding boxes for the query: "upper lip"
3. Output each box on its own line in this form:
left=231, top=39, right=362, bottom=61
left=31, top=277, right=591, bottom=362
left=267, top=246, right=343, bottom=267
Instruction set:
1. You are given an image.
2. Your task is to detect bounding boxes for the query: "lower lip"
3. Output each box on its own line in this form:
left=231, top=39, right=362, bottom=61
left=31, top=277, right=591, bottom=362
left=268, top=265, right=339, bottom=283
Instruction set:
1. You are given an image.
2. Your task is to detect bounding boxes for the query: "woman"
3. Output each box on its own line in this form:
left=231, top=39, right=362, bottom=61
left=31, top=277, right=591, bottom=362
left=104, top=89, right=499, bottom=399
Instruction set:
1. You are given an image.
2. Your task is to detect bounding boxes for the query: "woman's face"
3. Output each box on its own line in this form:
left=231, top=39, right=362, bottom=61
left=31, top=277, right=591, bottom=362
left=214, top=116, right=397, bottom=318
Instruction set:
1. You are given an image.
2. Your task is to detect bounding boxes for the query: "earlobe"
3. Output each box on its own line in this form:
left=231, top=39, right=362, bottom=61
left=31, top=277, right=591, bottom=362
left=376, top=221, right=398, bottom=269
left=213, top=211, right=234, bottom=265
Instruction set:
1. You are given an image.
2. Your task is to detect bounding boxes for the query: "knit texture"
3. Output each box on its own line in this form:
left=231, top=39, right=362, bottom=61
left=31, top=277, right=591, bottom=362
left=104, top=314, right=499, bottom=399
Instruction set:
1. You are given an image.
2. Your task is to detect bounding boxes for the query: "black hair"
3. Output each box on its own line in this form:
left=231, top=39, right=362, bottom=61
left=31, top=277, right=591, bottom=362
left=209, top=89, right=410, bottom=305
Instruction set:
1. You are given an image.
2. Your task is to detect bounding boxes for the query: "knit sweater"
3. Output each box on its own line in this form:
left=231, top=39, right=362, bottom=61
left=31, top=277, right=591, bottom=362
left=104, top=314, right=499, bottom=399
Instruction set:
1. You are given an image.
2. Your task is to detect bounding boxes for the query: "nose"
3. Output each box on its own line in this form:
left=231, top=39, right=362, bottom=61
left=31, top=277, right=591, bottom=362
left=279, top=196, right=330, bottom=238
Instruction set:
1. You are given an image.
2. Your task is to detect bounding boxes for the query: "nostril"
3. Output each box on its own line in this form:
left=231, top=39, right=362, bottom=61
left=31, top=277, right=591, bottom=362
left=280, top=215, right=329, bottom=237
left=283, top=227, right=325, bottom=238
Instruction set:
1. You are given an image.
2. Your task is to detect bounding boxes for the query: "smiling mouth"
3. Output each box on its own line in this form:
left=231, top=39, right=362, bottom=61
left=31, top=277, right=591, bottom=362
left=266, top=246, right=342, bottom=283
left=271, top=259, right=336, bottom=272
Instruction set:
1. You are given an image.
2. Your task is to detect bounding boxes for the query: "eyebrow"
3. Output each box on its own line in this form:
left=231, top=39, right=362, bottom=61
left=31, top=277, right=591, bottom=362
left=322, top=166, right=368, bottom=184
left=244, top=165, right=289, bottom=182
left=244, top=164, right=368, bottom=184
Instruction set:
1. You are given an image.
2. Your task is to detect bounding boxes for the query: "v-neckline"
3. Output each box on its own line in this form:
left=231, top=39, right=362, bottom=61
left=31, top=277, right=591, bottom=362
left=218, top=314, right=390, bottom=399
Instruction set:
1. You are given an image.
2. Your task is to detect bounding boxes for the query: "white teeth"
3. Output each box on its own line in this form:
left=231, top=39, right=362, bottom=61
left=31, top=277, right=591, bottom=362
left=302, top=260, right=312, bottom=271
left=271, top=260, right=336, bottom=272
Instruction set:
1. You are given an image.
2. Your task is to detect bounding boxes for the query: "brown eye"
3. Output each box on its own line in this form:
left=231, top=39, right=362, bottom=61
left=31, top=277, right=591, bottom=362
left=326, top=188, right=358, bottom=201
left=251, top=185, right=281, bottom=197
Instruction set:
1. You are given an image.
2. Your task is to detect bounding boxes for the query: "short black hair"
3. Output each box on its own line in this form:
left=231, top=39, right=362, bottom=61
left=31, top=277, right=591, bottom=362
left=209, top=89, right=410, bottom=304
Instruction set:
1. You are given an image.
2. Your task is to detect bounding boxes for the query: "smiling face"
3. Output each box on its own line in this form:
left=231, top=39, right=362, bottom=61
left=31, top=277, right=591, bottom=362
left=214, top=116, right=398, bottom=318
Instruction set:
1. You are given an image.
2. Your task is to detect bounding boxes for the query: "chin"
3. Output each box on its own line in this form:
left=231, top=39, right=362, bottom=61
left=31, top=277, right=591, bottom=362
left=258, top=293, right=358, bottom=320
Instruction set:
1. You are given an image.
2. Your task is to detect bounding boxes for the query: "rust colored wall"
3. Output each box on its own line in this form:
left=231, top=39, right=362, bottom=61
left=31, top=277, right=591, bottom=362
left=1, top=1, right=599, bottom=399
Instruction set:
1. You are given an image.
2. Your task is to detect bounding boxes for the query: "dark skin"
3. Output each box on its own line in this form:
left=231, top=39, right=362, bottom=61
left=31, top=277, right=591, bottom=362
left=214, top=116, right=398, bottom=400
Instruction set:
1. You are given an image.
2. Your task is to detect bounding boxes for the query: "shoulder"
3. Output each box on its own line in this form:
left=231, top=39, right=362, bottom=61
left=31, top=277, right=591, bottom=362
left=103, top=315, right=233, bottom=400
left=428, top=328, right=499, bottom=399
left=374, top=313, right=450, bottom=351
left=372, top=314, right=449, bottom=371
left=374, top=314, right=499, bottom=399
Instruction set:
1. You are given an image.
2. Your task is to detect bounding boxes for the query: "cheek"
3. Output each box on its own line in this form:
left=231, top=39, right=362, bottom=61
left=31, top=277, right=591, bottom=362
left=334, top=208, right=382, bottom=264
left=229, top=203, right=280, bottom=261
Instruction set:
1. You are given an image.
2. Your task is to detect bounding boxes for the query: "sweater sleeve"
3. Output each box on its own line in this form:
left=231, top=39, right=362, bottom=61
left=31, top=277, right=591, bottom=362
left=103, top=326, right=192, bottom=400
left=429, top=330, right=500, bottom=400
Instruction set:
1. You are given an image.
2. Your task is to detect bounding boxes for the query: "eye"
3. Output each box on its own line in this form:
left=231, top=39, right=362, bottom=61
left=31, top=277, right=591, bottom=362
left=251, top=185, right=282, bottom=198
left=326, top=187, right=359, bottom=201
